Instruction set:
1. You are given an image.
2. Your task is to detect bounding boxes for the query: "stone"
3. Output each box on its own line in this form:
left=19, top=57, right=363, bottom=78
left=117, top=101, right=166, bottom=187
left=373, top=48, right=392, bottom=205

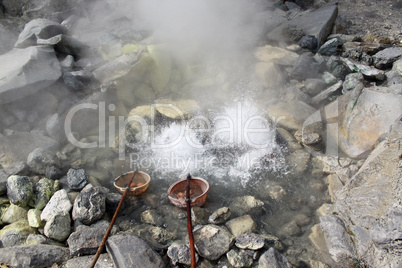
left=106, top=234, right=165, bottom=268
left=294, top=214, right=311, bottom=227
left=290, top=53, right=321, bottom=80
left=279, top=220, right=301, bottom=237
left=392, top=57, right=402, bottom=76
left=0, top=46, right=62, bottom=104
left=0, top=170, right=9, bottom=195
left=14, top=19, right=68, bottom=48
left=67, top=224, right=107, bottom=256
left=276, top=128, right=303, bottom=152
left=34, top=177, right=54, bottom=210
left=226, top=215, right=257, bottom=237
left=191, top=207, right=210, bottom=225
left=324, top=86, right=402, bottom=158
left=310, top=260, right=331, bottom=268
left=6, top=175, right=33, bottom=207
left=260, top=234, right=284, bottom=251
left=342, top=72, right=364, bottom=93
left=304, top=78, right=327, bottom=96
left=64, top=253, right=113, bottom=268
left=0, top=244, right=70, bottom=268
left=27, top=209, right=45, bottom=228
left=235, top=232, right=266, bottom=250
left=1, top=203, right=28, bottom=224
left=72, top=185, right=109, bottom=225
left=167, top=241, right=199, bottom=266
left=45, top=165, right=64, bottom=180
left=0, top=220, right=37, bottom=247
left=229, top=196, right=264, bottom=217
left=341, top=57, right=385, bottom=80
left=268, top=184, right=287, bottom=201
left=373, top=47, right=402, bottom=69
left=41, top=189, right=72, bottom=222
left=46, top=113, right=65, bottom=142
left=258, top=247, right=292, bottom=268
left=255, top=62, right=285, bottom=88
left=193, top=224, right=235, bottom=261
left=298, top=35, right=318, bottom=51
left=44, top=211, right=71, bottom=242
left=312, top=80, right=343, bottom=105
left=285, top=149, right=311, bottom=174
left=67, top=168, right=88, bottom=190
left=267, top=1, right=338, bottom=46
left=322, top=71, right=338, bottom=85
left=294, top=130, right=323, bottom=151
left=254, top=45, right=299, bottom=65
left=208, top=207, right=231, bottom=224
left=141, top=209, right=164, bottom=226
left=226, top=248, right=254, bottom=268
left=27, top=148, right=61, bottom=175
left=155, top=99, right=199, bottom=119
left=386, top=70, right=402, bottom=86
left=37, top=34, right=89, bottom=58
left=320, top=215, right=354, bottom=264
left=317, top=38, right=339, bottom=56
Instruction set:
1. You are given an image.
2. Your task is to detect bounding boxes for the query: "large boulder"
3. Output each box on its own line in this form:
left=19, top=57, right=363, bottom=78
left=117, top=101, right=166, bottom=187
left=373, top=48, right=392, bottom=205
left=0, top=46, right=61, bottom=104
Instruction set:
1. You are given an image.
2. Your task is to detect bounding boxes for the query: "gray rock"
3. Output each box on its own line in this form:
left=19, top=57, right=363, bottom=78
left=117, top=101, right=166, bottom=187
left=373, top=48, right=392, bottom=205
left=322, top=71, right=338, bottom=84
left=141, top=209, right=164, bottom=226
left=67, top=168, right=88, bottom=190
left=33, top=177, right=54, bottom=210
left=229, top=196, right=265, bottom=217
left=317, top=38, right=339, bottom=56
left=235, top=232, right=266, bottom=250
left=1, top=203, right=28, bottom=224
left=41, top=189, right=72, bottom=222
left=285, top=149, right=311, bottom=174
left=46, top=113, right=65, bottom=142
left=386, top=70, right=402, bottom=86
left=312, top=80, right=343, bottom=106
left=254, top=45, right=299, bottom=66
left=191, top=207, right=210, bottom=225
left=342, top=72, right=364, bottom=93
left=255, top=62, right=285, bottom=88
left=5, top=161, right=30, bottom=176
left=291, top=53, right=322, bottom=80
left=320, top=215, right=354, bottom=264
left=167, top=241, right=199, bottom=266
left=45, top=165, right=64, bottom=180
left=303, top=78, right=327, bottom=96
left=226, top=215, right=257, bottom=237
left=341, top=57, right=385, bottom=80
left=67, top=224, right=107, bottom=256
left=298, top=35, right=318, bottom=51
left=0, top=46, right=62, bottom=104
left=0, top=244, right=69, bottom=268
left=106, top=192, right=124, bottom=213
left=14, top=18, right=68, bottom=48
left=258, top=248, right=292, bottom=268
left=106, top=234, right=166, bottom=268
left=64, top=253, right=113, bottom=268
left=44, top=211, right=71, bottom=242
left=373, top=47, right=402, bottom=69
left=72, top=185, right=109, bottom=225
left=37, top=34, right=89, bottom=57
left=279, top=220, right=301, bottom=237
left=27, top=148, right=61, bottom=175
left=227, top=248, right=254, bottom=268
left=193, top=224, right=235, bottom=260
left=0, top=220, right=37, bottom=247
left=208, top=207, right=231, bottom=224
left=0, top=169, right=9, bottom=195
left=6, top=175, right=33, bottom=207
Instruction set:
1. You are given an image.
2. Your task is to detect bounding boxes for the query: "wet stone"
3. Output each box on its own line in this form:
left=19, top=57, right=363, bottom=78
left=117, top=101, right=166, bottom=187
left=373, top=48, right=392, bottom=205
left=167, top=241, right=199, bottom=266
left=226, top=248, right=254, bottom=268
left=6, top=175, right=33, bottom=207
left=235, top=232, right=266, bottom=250
left=141, top=209, right=164, bottom=226
left=67, top=168, right=88, bottom=190
left=191, top=207, right=210, bottom=225
left=258, top=248, right=293, bottom=268
left=208, top=207, right=231, bottom=224
left=229, top=196, right=264, bottom=217
left=226, top=215, right=257, bottom=237
left=260, top=234, right=285, bottom=251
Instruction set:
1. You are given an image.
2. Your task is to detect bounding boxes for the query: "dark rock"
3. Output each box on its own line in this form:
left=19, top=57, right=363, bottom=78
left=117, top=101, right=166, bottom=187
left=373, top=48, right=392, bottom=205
left=208, top=207, right=231, bottom=224
left=45, top=165, right=64, bottom=180
left=317, top=38, right=340, bottom=56
left=27, top=148, right=61, bottom=175
left=291, top=53, right=321, bottom=80
left=167, top=241, right=199, bottom=266
left=258, top=247, right=292, bottom=268
left=0, top=46, right=62, bottom=104
left=226, top=248, right=254, bottom=267
left=33, top=177, right=53, bottom=210
left=373, top=47, right=402, bottom=69
left=106, top=193, right=123, bottom=213
left=67, top=168, right=88, bottom=190
left=298, top=35, right=318, bottom=51
left=106, top=234, right=166, bottom=268
left=37, top=34, right=89, bottom=57
left=0, top=244, right=69, bottom=268
left=6, top=175, right=33, bottom=207
left=64, top=253, right=113, bottom=268
left=67, top=224, right=106, bottom=256
left=62, top=70, right=92, bottom=91
left=0, top=170, right=8, bottom=195
left=72, top=185, right=109, bottom=225
left=41, top=189, right=72, bottom=222
left=341, top=57, right=385, bottom=80
left=14, top=18, right=68, bottom=48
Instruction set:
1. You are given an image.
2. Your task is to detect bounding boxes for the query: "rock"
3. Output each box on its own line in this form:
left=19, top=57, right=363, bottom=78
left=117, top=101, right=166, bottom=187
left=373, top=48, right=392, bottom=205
left=45, top=165, right=64, bottom=180
left=294, top=213, right=311, bottom=227
left=0, top=244, right=70, bottom=268
left=37, top=34, right=89, bottom=58
left=310, top=259, right=331, bottom=268
left=0, top=46, right=62, bottom=104
left=258, top=247, right=292, bottom=268
left=27, top=209, right=45, bottom=228
left=34, top=177, right=54, bottom=210
left=320, top=215, right=354, bottom=264
left=260, top=234, right=285, bottom=251
left=191, top=207, right=210, bottom=225
left=67, top=168, right=88, bottom=190
left=342, top=72, right=364, bottom=93
left=1, top=203, right=28, bottom=224
left=276, top=128, right=303, bottom=152
left=268, top=24, right=304, bottom=43
left=279, top=220, right=301, bottom=237
left=72, top=185, right=109, bottom=225
left=341, top=57, right=385, bottom=80
left=0, top=220, right=37, bottom=247
left=298, top=35, right=318, bottom=51
left=235, top=232, right=266, bottom=250
left=6, top=175, right=33, bottom=207
left=14, top=19, right=68, bottom=48
left=294, top=130, right=323, bottom=151
left=193, top=224, right=235, bottom=261
left=44, top=211, right=71, bottom=242
left=317, top=38, right=339, bottom=56
left=27, top=148, right=61, bottom=175
left=46, top=113, right=65, bottom=142
left=255, top=62, right=285, bottom=88
left=67, top=224, right=107, bottom=256
left=392, top=57, right=402, bottom=76
left=309, top=224, right=327, bottom=252
left=386, top=70, right=402, bottom=86
left=106, top=192, right=124, bottom=213
left=41, top=189, right=72, bottom=221
left=106, top=234, right=166, bottom=268
left=290, top=53, right=321, bottom=80
left=226, top=215, right=257, bottom=237
left=373, top=47, right=402, bottom=69
left=322, top=71, right=338, bottom=85
left=208, top=207, right=231, bottom=224
left=267, top=1, right=338, bottom=46
left=141, top=209, right=164, bottom=226
left=226, top=248, right=254, bottom=268
left=0, top=170, right=9, bottom=195
left=155, top=99, right=199, bottom=119
left=62, top=70, right=93, bottom=91
left=285, top=149, right=311, bottom=174
left=254, top=45, right=299, bottom=65
left=64, top=253, right=113, bottom=268
left=167, top=241, right=199, bottom=266
left=229, top=196, right=264, bottom=217
left=324, top=86, right=402, bottom=158
left=268, top=184, right=287, bottom=201
left=303, top=78, right=327, bottom=96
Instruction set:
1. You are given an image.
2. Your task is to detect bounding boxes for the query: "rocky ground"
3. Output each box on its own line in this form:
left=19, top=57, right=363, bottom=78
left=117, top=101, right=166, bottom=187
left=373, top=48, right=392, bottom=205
left=0, top=0, right=401, bottom=268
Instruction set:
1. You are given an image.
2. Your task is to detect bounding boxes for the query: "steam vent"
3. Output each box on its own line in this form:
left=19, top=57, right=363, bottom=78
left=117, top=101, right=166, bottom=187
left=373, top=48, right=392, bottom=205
left=0, top=0, right=401, bottom=267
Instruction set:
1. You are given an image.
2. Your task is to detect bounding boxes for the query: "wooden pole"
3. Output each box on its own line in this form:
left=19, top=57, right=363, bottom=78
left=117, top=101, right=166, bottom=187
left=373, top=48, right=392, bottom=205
left=89, top=169, right=139, bottom=268
left=186, top=174, right=196, bottom=268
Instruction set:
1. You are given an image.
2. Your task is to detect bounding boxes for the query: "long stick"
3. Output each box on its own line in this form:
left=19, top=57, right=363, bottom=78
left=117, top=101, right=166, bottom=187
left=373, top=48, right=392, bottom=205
left=89, top=169, right=139, bottom=268
left=186, top=174, right=196, bottom=268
